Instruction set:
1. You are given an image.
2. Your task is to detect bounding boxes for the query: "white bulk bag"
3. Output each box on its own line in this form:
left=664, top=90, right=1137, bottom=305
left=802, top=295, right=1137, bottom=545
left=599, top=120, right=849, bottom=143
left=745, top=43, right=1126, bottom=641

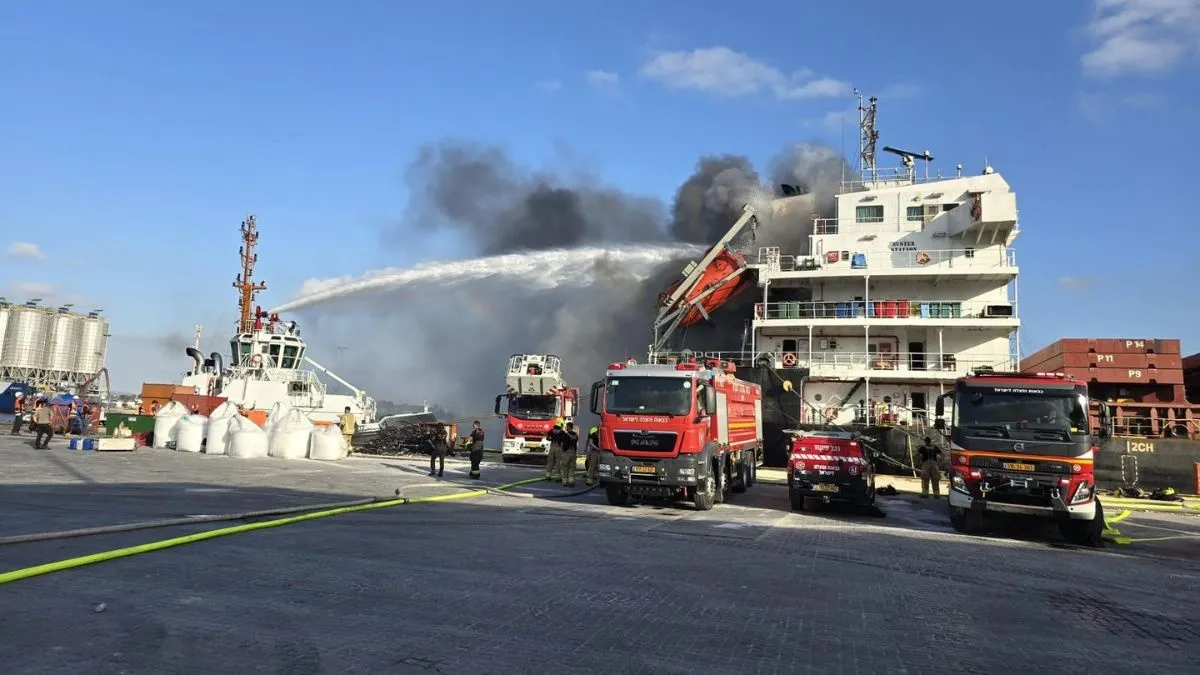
left=205, top=401, right=238, bottom=455
left=263, top=401, right=292, bottom=438
left=269, top=409, right=313, bottom=459
left=174, top=414, right=208, bottom=453
left=309, top=424, right=349, bottom=461
left=227, top=414, right=269, bottom=459
left=152, top=400, right=188, bottom=449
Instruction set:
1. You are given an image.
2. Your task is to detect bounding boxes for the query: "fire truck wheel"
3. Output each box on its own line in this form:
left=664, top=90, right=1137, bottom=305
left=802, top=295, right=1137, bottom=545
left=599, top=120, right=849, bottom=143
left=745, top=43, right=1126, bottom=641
left=1060, top=501, right=1106, bottom=548
left=949, top=506, right=983, bottom=534
left=713, top=460, right=726, bottom=504
left=605, top=484, right=631, bottom=507
left=694, top=476, right=716, bottom=511
left=789, top=488, right=806, bottom=512
left=746, top=452, right=757, bottom=487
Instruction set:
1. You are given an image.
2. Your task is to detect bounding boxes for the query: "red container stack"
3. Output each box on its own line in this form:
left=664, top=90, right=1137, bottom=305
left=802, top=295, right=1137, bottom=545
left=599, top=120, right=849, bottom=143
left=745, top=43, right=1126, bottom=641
left=1020, top=338, right=1186, bottom=402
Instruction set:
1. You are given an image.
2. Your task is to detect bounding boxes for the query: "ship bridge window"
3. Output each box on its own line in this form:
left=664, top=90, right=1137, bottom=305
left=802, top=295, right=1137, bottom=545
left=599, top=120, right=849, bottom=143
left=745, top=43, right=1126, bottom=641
left=288, top=382, right=310, bottom=395
left=856, top=205, right=884, bottom=224
left=233, top=341, right=252, bottom=365
left=268, top=344, right=282, bottom=367
left=281, top=345, right=300, bottom=369
left=905, top=206, right=923, bottom=222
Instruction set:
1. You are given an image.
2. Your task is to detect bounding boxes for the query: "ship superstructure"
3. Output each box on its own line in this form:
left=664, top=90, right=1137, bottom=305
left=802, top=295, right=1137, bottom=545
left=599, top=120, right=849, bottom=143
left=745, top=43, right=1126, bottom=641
left=647, top=92, right=1021, bottom=460
left=750, top=93, right=1020, bottom=426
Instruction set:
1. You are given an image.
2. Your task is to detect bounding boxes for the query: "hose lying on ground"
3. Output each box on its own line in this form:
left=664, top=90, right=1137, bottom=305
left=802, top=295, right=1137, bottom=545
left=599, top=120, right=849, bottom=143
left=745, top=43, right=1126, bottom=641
left=0, top=475, right=551, bottom=586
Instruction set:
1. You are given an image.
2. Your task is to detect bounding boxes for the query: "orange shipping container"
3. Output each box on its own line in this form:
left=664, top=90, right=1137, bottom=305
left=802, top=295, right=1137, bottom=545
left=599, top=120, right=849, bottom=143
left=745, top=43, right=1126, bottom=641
left=1023, top=352, right=1183, bottom=371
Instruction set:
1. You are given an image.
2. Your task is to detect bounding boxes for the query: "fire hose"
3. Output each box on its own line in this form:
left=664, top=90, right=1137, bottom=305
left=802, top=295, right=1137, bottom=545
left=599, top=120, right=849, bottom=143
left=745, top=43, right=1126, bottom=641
left=0, top=473, right=574, bottom=586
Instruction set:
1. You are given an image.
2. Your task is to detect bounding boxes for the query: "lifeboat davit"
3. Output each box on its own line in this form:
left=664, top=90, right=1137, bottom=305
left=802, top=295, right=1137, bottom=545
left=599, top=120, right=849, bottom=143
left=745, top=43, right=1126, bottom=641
left=658, top=246, right=753, bottom=326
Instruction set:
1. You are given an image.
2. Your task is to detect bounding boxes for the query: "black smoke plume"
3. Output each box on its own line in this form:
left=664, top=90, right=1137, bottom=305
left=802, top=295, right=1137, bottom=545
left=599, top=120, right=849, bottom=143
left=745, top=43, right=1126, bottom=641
left=288, top=139, right=850, bottom=426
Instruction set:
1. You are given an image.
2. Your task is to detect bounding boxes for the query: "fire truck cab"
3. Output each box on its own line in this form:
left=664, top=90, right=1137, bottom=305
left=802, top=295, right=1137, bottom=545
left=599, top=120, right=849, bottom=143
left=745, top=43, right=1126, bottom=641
left=934, top=371, right=1111, bottom=547
left=591, top=357, right=763, bottom=511
left=494, top=354, right=579, bottom=463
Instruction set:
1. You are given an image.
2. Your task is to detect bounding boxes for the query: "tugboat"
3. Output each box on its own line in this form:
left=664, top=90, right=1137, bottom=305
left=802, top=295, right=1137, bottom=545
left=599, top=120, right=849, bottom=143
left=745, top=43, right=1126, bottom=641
left=176, top=216, right=377, bottom=427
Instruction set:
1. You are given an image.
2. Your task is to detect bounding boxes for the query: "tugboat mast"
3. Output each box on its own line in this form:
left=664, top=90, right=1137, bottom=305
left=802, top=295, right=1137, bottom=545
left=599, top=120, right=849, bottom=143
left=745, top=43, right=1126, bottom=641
left=234, top=215, right=268, bottom=333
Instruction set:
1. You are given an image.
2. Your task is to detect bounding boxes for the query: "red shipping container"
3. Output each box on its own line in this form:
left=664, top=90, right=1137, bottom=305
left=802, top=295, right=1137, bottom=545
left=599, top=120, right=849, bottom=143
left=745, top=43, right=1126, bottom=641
left=1026, top=352, right=1183, bottom=370
left=1061, top=366, right=1184, bottom=386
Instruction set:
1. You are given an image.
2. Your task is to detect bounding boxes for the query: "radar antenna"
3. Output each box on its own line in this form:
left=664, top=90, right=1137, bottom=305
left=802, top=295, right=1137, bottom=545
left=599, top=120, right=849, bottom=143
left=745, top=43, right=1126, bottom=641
left=881, top=146, right=934, bottom=182
left=234, top=215, right=268, bottom=333
left=855, top=90, right=879, bottom=181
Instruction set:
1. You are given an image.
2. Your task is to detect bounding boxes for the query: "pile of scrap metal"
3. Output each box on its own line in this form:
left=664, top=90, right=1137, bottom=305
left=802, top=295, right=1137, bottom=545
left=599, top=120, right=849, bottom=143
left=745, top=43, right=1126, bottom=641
left=360, top=422, right=454, bottom=457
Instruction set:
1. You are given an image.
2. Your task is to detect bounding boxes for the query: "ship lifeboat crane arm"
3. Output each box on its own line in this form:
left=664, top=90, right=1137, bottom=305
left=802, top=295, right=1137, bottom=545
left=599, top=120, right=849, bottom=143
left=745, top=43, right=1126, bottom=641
left=652, top=203, right=759, bottom=353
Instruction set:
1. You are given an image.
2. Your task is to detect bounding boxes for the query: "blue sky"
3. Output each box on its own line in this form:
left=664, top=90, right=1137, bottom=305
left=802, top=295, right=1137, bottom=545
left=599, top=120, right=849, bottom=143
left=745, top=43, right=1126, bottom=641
left=2, top=0, right=1199, bottom=391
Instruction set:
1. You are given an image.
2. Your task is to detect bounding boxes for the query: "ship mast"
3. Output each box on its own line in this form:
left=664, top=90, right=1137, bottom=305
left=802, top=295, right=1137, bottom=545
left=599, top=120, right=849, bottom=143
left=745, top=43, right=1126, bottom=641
left=234, top=215, right=267, bottom=333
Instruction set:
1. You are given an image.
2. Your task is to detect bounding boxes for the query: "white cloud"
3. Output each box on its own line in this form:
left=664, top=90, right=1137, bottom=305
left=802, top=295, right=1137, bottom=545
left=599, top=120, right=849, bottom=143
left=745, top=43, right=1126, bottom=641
left=803, top=108, right=856, bottom=132
left=1081, top=0, right=1200, bottom=77
left=584, top=69, right=621, bottom=95
left=6, top=242, right=45, bottom=260
left=639, top=46, right=850, bottom=100
left=535, top=80, right=562, bottom=92
left=6, top=281, right=56, bottom=297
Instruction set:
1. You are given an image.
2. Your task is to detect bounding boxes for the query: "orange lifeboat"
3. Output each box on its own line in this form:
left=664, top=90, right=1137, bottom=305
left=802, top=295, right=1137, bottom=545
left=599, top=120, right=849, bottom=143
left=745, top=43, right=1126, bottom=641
left=658, top=245, right=753, bottom=326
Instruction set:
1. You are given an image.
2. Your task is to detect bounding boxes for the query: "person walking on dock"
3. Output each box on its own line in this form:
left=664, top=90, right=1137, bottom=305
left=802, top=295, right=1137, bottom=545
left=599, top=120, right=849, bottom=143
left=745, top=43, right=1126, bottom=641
left=918, top=436, right=942, bottom=498
left=32, top=400, right=53, bottom=449
left=10, top=392, right=25, bottom=435
left=468, top=421, right=485, bottom=479
left=544, top=422, right=565, bottom=482
left=560, top=422, right=580, bottom=487
left=585, top=426, right=601, bottom=486
left=338, top=406, right=356, bottom=451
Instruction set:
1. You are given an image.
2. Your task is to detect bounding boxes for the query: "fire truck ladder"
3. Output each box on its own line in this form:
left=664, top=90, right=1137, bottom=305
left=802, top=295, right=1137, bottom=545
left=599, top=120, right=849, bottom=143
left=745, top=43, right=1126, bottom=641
left=651, top=204, right=760, bottom=354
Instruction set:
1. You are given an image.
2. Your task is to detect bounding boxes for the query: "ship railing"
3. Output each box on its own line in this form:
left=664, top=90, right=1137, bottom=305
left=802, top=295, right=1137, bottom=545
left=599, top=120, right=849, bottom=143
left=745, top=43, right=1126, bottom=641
left=835, top=171, right=953, bottom=194
left=1091, top=402, right=1200, bottom=440
left=787, top=351, right=1015, bottom=374
left=646, top=349, right=1015, bottom=374
left=754, top=299, right=1017, bottom=321
left=753, top=246, right=1015, bottom=273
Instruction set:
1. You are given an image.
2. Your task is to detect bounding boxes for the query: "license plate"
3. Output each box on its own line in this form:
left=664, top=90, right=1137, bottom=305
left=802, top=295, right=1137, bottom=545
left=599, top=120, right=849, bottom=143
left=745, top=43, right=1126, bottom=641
left=813, top=484, right=839, bottom=493
left=632, top=465, right=657, bottom=474
left=524, top=442, right=543, bottom=449
left=1002, top=463, right=1035, bottom=471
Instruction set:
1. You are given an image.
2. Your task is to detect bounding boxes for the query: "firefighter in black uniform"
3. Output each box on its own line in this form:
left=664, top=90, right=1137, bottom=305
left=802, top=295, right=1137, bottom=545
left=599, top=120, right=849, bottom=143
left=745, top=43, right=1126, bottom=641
left=468, top=420, right=486, bottom=479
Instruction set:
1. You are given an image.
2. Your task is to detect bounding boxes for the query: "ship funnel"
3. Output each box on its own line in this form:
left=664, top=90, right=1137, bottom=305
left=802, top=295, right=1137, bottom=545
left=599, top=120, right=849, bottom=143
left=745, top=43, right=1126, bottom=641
left=185, top=347, right=204, bottom=373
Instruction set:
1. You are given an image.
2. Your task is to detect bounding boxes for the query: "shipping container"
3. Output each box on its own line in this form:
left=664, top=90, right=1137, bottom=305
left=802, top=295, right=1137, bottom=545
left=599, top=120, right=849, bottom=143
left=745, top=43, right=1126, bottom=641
left=1087, top=383, right=1187, bottom=404
left=1022, top=352, right=1183, bottom=371
left=104, top=412, right=156, bottom=435
left=1056, top=366, right=1185, bottom=386
left=1022, top=339, right=1181, bottom=368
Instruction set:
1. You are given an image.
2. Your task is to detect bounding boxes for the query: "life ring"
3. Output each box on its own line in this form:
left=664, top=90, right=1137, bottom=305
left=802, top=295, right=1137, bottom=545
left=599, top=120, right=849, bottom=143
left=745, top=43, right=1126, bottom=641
left=823, top=406, right=840, bottom=422
left=250, top=354, right=263, bottom=367
left=781, top=352, right=798, bottom=367
left=914, top=251, right=931, bottom=265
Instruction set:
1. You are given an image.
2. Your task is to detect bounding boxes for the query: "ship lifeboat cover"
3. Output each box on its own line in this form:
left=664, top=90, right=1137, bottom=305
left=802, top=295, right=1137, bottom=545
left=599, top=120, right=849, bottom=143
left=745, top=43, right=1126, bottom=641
left=659, top=245, right=754, bottom=326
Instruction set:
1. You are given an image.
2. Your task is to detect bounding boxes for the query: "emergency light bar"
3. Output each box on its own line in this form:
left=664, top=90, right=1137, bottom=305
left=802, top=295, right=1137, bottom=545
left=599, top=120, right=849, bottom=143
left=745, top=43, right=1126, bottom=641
left=969, top=370, right=1068, bottom=379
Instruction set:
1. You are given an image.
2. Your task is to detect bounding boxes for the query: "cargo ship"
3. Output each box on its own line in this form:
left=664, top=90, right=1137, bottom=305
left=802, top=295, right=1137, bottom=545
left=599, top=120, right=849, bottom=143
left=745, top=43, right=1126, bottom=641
left=648, top=92, right=1020, bottom=466
left=139, top=216, right=377, bottom=428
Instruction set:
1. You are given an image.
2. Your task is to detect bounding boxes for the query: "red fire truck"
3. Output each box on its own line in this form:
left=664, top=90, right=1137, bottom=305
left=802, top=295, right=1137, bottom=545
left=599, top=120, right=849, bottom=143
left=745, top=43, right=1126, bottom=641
left=590, top=357, right=763, bottom=510
left=494, top=354, right=579, bottom=463
left=934, top=371, right=1111, bottom=547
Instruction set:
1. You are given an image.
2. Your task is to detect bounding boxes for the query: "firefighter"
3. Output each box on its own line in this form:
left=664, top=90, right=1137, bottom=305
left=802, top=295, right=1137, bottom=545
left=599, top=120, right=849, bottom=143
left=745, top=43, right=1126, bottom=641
left=427, top=424, right=448, bottom=478
left=468, top=420, right=485, bottom=479
left=10, top=392, right=25, bottom=435
left=544, top=422, right=565, bottom=481
left=560, top=421, right=580, bottom=487
left=584, top=425, right=601, bottom=486
left=338, top=406, right=356, bottom=450
left=917, top=436, right=942, bottom=498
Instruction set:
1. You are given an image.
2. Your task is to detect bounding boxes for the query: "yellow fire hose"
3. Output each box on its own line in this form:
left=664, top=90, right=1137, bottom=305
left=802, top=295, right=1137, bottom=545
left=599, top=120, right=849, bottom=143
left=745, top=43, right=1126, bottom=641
left=0, top=475, right=548, bottom=586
